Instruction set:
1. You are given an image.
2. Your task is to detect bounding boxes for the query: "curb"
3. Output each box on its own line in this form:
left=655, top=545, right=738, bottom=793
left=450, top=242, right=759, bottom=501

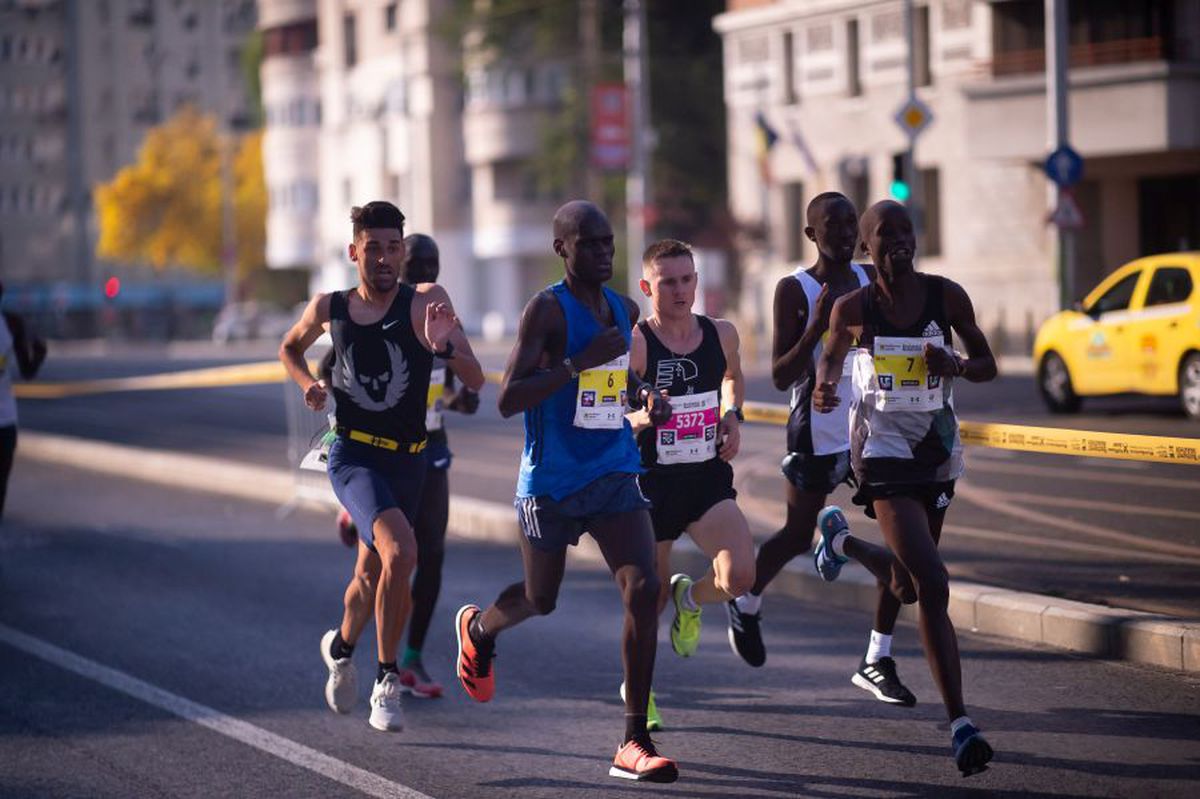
left=21, top=431, right=1197, bottom=675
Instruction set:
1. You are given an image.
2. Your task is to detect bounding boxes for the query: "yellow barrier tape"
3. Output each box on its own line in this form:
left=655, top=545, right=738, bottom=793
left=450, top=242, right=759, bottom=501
left=15, top=361, right=1200, bottom=465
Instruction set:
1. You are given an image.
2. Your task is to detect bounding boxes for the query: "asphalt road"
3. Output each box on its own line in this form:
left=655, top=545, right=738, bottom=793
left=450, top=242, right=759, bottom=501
left=16, top=351, right=1200, bottom=617
left=2, top=461, right=1198, bottom=798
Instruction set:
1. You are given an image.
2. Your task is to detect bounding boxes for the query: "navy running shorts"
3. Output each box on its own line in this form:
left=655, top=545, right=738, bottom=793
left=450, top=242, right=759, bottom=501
left=780, top=450, right=854, bottom=494
left=327, top=436, right=427, bottom=551
left=425, top=439, right=453, bottom=471
left=514, top=472, right=652, bottom=552
left=639, top=459, right=738, bottom=543
left=853, top=480, right=956, bottom=520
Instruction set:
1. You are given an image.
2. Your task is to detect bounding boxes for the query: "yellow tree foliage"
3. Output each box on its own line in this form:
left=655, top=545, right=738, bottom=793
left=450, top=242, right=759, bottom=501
left=95, top=107, right=266, bottom=280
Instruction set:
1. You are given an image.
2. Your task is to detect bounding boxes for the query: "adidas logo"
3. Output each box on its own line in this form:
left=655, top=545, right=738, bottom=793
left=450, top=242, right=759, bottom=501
left=922, top=320, right=943, bottom=337
left=935, top=492, right=951, bottom=509
left=861, top=665, right=886, bottom=684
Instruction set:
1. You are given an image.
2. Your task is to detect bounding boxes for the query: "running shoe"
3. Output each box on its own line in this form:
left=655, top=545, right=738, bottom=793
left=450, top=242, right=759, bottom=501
left=319, top=629, right=357, bottom=714
left=455, top=604, right=495, bottom=702
left=952, top=722, right=993, bottom=777
left=851, top=657, right=917, bottom=707
left=669, top=574, right=701, bottom=657
left=726, top=599, right=766, bottom=667
left=609, top=736, right=678, bottom=783
left=619, top=682, right=663, bottom=732
left=814, top=505, right=850, bottom=581
left=368, top=672, right=405, bottom=732
left=399, top=661, right=444, bottom=699
left=336, top=507, right=358, bottom=548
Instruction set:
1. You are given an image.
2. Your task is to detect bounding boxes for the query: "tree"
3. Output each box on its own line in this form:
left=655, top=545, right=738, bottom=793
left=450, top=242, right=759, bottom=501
left=94, top=107, right=266, bottom=284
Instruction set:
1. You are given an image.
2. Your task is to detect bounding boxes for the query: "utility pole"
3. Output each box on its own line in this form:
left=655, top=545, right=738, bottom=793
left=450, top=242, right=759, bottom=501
left=902, top=0, right=922, bottom=246
left=623, top=0, right=650, bottom=302
left=1046, top=0, right=1074, bottom=310
left=580, top=0, right=600, bottom=201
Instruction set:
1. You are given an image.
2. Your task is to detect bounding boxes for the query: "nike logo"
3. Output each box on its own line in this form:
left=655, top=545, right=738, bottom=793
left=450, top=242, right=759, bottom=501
left=382, top=320, right=400, bottom=330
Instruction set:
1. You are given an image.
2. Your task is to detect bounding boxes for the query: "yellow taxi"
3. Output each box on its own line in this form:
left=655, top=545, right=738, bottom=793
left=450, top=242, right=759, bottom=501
left=1033, top=252, right=1200, bottom=419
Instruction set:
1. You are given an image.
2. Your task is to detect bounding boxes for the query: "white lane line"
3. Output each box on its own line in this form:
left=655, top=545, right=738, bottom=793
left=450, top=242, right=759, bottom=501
left=0, top=624, right=434, bottom=799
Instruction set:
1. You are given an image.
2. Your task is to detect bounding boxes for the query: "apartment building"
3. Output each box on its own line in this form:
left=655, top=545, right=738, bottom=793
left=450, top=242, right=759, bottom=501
left=715, top=0, right=1200, bottom=347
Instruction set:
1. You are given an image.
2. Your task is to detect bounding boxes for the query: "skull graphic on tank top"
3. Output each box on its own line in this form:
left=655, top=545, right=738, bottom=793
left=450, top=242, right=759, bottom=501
left=341, top=338, right=410, bottom=412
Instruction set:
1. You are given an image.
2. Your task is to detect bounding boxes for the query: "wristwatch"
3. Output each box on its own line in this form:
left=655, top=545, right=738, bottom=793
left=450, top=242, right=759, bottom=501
left=563, top=356, right=579, bottom=379
left=432, top=341, right=456, bottom=360
left=727, top=405, right=745, bottom=422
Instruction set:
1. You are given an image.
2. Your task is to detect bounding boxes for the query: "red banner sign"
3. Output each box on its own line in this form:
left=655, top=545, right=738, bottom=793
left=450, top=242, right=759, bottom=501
left=590, top=83, right=630, bottom=171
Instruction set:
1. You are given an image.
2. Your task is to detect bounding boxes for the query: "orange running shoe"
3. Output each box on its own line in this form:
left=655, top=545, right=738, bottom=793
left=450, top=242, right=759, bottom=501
left=455, top=604, right=495, bottom=702
left=609, top=737, right=678, bottom=783
left=336, top=508, right=357, bottom=548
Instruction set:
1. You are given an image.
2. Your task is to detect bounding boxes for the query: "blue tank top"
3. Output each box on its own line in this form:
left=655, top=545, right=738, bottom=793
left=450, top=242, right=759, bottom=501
left=517, top=281, right=643, bottom=500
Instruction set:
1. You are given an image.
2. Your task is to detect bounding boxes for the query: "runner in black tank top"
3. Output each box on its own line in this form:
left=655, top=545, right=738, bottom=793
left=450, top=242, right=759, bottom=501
left=627, top=240, right=757, bottom=732
left=813, top=201, right=998, bottom=777
left=280, top=201, right=484, bottom=735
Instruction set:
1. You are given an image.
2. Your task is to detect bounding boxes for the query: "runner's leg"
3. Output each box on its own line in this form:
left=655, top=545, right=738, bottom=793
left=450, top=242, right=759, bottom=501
left=372, top=508, right=419, bottom=665
left=750, top=482, right=824, bottom=593
left=476, top=533, right=568, bottom=637
left=407, top=467, right=448, bottom=653
left=654, top=540, right=674, bottom=616
left=686, top=499, right=756, bottom=605
left=0, top=425, right=15, bottom=522
left=341, top=540, right=381, bottom=645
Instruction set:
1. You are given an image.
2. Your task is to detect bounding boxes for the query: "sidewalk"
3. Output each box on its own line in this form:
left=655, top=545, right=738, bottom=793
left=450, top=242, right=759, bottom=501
left=21, top=430, right=1197, bottom=675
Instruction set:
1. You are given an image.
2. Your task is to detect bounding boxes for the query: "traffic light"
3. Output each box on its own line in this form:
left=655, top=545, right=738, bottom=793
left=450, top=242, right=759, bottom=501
left=104, top=276, right=121, bottom=299
left=889, top=153, right=911, bottom=202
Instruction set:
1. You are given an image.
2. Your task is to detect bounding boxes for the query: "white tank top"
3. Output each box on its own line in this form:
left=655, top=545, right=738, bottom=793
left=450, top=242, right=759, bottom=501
left=789, top=263, right=870, bottom=455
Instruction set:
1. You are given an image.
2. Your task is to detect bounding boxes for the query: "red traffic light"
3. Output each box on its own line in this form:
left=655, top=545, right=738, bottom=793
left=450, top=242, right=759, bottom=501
left=104, top=277, right=121, bottom=299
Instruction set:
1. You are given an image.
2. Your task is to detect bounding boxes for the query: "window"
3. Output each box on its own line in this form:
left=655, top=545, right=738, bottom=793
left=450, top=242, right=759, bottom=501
left=343, top=13, right=357, bottom=68
left=1088, top=271, right=1141, bottom=316
left=493, top=160, right=537, bottom=202
left=782, top=181, right=805, bottom=262
left=1144, top=267, right=1193, bottom=307
left=782, top=30, right=797, bottom=104
left=918, top=167, right=941, bottom=257
left=385, top=3, right=398, bottom=32
left=846, top=19, right=861, bottom=97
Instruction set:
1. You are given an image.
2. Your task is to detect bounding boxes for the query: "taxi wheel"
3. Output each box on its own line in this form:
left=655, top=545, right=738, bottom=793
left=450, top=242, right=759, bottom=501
left=1180, top=353, right=1200, bottom=420
left=1038, top=352, right=1081, bottom=414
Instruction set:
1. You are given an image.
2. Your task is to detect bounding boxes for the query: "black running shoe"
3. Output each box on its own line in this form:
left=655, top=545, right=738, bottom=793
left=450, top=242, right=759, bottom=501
left=851, top=657, right=917, bottom=706
left=952, top=723, right=993, bottom=777
left=725, top=600, right=766, bottom=667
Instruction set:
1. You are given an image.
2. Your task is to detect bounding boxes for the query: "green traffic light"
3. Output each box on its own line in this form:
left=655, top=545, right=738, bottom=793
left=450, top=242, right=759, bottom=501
left=889, top=180, right=911, bottom=202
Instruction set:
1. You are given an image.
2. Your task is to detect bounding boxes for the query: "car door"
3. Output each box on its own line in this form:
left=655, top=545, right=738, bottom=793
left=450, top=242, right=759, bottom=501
left=1125, top=263, right=1197, bottom=395
left=1069, top=268, right=1144, bottom=395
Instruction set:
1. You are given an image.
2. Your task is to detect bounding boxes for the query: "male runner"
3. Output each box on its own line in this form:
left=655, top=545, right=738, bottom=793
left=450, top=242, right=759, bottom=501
left=726, top=192, right=918, bottom=706
left=625, top=239, right=755, bottom=730
left=455, top=200, right=679, bottom=783
left=814, top=199, right=996, bottom=776
left=326, top=233, right=480, bottom=698
left=280, top=202, right=484, bottom=732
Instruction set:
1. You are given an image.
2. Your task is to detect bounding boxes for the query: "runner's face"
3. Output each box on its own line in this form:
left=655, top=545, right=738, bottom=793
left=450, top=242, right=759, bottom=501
left=643, top=255, right=696, bottom=320
left=561, top=213, right=615, bottom=284
left=866, top=207, right=916, bottom=280
left=351, top=228, right=404, bottom=293
left=810, top=201, right=858, bottom=264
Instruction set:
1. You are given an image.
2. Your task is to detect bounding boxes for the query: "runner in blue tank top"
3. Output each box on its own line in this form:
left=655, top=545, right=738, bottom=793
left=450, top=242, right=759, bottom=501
left=454, top=201, right=680, bottom=784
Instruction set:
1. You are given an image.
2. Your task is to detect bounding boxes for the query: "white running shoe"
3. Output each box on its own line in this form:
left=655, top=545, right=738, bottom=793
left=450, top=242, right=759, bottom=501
left=319, top=629, right=357, bottom=714
left=369, top=672, right=406, bottom=732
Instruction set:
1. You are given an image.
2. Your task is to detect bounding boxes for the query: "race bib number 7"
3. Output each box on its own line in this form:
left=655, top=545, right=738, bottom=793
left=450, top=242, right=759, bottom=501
left=873, top=335, right=945, bottom=412
left=426, top=366, right=447, bottom=431
left=574, top=353, right=629, bottom=429
left=656, top=390, right=719, bottom=465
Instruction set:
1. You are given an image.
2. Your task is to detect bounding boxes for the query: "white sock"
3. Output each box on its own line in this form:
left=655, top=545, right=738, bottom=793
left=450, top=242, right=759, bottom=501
left=865, top=630, right=892, bottom=664
left=951, top=715, right=974, bottom=736
left=832, top=531, right=849, bottom=558
left=734, top=592, right=762, bottom=614
left=681, top=583, right=699, bottom=612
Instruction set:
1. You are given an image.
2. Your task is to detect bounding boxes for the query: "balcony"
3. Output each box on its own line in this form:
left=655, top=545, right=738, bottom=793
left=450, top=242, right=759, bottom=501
left=990, top=36, right=1176, bottom=77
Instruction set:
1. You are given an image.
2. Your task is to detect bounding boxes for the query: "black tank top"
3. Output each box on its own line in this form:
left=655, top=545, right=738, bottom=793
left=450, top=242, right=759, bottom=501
left=859, top=274, right=952, bottom=350
left=329, top=285, right=433, bottom=443
left=637, top=316, right=727, bottom=469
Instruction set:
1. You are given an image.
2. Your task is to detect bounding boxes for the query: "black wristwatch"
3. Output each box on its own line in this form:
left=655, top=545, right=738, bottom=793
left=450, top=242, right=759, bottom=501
left=432, top=341, right=456, bottom=360
left=727, top=405, right=745, bottom=422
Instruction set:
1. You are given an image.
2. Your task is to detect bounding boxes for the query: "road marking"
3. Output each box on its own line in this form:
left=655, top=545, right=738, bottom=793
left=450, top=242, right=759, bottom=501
left=965, top=457, right=1198, bottom=490
left=0, top=624, right=435, bottom=799
left=967, top=486, right=1200, bottom=522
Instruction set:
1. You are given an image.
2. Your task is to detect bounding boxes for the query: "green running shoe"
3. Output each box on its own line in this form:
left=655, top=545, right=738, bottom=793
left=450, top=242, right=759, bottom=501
left=619, top=682, right=663, bottom=732
left=669, top=574, right=701, bottom=657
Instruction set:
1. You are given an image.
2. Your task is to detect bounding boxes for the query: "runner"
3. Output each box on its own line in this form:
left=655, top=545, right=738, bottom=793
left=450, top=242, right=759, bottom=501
left=280, top=201, right=484, bottom=732
left=0, top=279, right=48, bottom=525
left=725, top=192, right=917, bottom=705
left=626, top=239, right=755, bottom=731
left=454, top=200, right=679, bottom=783
left=814, top=199, right=997, bottom=776
left=322, top=234, right=481, bottom=698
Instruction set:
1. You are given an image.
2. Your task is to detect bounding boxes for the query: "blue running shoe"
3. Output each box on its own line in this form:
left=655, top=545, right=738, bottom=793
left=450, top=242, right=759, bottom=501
left=952, top=722, right=993, bottom=777
left=814, top=505, right=850, bottom=582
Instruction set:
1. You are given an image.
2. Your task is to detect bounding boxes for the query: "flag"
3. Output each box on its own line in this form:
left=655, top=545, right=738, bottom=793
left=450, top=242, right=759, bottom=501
left=754, top=111, right=779, bottom=184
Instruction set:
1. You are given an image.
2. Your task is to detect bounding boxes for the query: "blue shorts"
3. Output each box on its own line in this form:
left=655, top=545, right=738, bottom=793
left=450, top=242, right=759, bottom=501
left=514, top=472, right=651, bottom=552
left=426, top=439, right=453, bottom=471
left=327, top=437, right=427, bottom=551
left=780, top=450, right=854, bottom=495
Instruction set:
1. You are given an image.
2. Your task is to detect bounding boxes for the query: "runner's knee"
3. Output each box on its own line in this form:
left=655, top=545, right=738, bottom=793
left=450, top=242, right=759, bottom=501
left=914, top=568, right=950, bottom=612
left=623, top=569, right=660, bottom=613
left=718, top=561, right=756, bottom=599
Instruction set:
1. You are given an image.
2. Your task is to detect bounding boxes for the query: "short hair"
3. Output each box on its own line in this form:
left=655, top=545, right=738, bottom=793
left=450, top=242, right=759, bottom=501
left=806, top=191, right=855, bottom=226
left=350, top=201, right=406, bottom=239
left=642, top=238, right=694, bottom=268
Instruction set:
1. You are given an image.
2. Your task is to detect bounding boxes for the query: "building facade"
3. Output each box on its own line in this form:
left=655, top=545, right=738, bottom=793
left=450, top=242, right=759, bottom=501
left=715, top=0, right=1200, bottom=350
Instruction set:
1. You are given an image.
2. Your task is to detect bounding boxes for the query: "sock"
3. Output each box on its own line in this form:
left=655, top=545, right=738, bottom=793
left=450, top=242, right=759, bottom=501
left=832, top=531, right=849, bottom=558
left=401, top=646, right=422, bottom=667
left=951, top=715, right=975, bottom=736
left=865, top=630, right=892, bottom=664
left=624, top=713, right=648, bottom=743
left=330, top=630, right=354, bottom=661
left=680, top=583, right=699, bottom=613
left=377, top=661, right=399, bottom=683
left=469, top=615, right=490, bottom=646
left=734, top=592, right=762, bottom=614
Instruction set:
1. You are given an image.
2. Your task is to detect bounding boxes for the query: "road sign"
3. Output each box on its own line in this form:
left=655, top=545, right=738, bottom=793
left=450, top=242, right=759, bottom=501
left=893, top=97, right=933, bottom=139
left=1044, top=145, right=1084, bottom=187
left=590, top=83, right=630, bottom=170
left=1047, top=189, right=1085, bottom=230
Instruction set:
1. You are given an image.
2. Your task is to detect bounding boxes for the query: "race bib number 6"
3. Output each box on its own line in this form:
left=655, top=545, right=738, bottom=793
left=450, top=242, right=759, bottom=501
left=656, top=390, right=719, bottom=465
left=574, top=353, right=629, bottom=429
left=873, top=335, right=945, bottom=412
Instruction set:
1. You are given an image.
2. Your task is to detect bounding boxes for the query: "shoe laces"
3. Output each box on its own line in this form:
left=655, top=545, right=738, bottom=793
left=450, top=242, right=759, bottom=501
left=469, top=635, right=496, bottom=679
left=626, top=734, right=661, bottom=760
left=374, top=675, right=402, bottom=706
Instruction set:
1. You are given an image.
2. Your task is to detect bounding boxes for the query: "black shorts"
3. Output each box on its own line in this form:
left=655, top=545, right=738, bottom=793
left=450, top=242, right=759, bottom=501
left=639, top=459, right=738, bottom=543
left=853, top=480, right=956, bottom=520
left=780, top=450, right=854, bottom=495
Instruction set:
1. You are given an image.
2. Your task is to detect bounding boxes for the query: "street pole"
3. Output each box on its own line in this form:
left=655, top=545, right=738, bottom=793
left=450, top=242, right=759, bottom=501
left=1046, top=0, right=1073, bottom=310
left=580, top=0, right=600, bottom=201
left=902, top=0, right=922, bottom=246
left=623, top=0, right=649, bottom=303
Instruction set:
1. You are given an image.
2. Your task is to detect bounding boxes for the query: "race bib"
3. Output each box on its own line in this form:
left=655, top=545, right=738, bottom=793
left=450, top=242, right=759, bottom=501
left=872, top=335, right=945, bottom=412
left=656, top=390, right=720, bottom=465
left=574, top=353, right=629, bottom=429
left=426, top=366, right=447, bottom=431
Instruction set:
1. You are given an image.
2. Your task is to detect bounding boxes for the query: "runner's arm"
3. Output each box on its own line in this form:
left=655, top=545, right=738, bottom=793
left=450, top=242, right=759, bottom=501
left=771, top=276, right=823, bottom=391
left=279, top=293, right=332, bottom=394
left=4, top=312, right=47, bottom=379
left=416, top=284, right=485, bottom=391
left=625, top=323, right=654, bottom=433
left=942, top=278, right=997, bottom=383
left=498, top=293, right=570, bottom=418
left=813, top=294, right=860, bottom=411
left=716, top=318, right=744, bottom=460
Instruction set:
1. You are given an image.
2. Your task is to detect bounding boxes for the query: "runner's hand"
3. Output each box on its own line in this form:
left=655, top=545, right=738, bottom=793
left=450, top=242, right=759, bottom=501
left=576, top=327, right=627, bottom=371
left=812, top=381, right=840, bottom=413
left=646, top=389, right=672, bottom=426
left=305, top=378, right=327, bottom=411
left=923, top=342, right=959, bottom=377
left=425, top=301, right=458, bottom=351
left=717, top=411, right=741, bottom=461
left=449, top=387, right=480, bottom=414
